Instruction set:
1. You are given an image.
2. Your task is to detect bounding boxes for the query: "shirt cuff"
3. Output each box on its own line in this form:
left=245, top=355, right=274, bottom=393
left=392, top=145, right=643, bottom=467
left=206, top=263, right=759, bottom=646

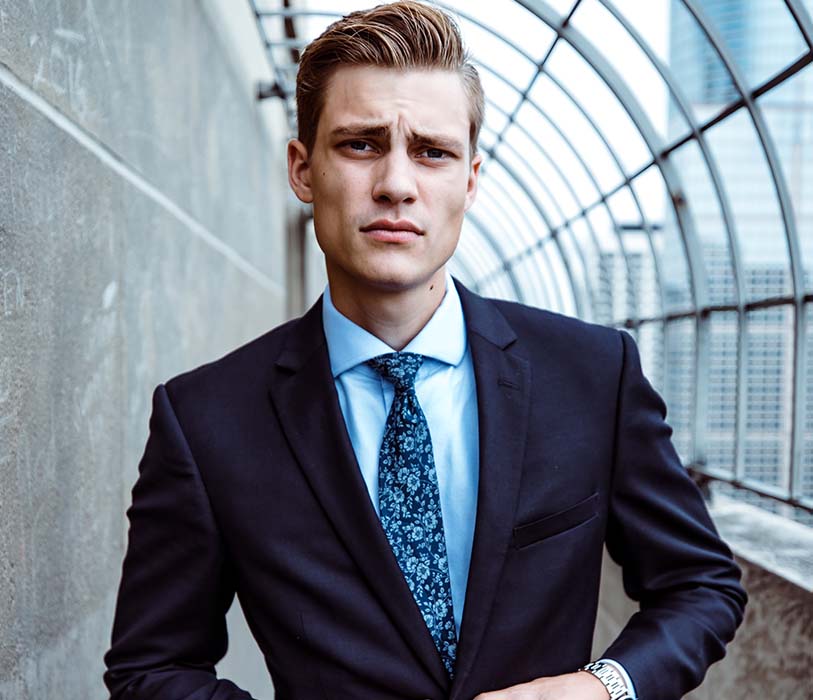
left=596, top=658, right=638, bottom=699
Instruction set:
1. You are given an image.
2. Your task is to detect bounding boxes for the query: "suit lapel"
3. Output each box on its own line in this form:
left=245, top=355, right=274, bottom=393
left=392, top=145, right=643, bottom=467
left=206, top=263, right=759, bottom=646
left=451, top=282, right=531, bottom=698
left=267, top=297, right=450, bottom=691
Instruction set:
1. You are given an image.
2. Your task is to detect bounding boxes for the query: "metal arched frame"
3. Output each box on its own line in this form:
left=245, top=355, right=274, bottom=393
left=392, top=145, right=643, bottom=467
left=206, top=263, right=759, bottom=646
left=249, top=0, right=813, bottom=513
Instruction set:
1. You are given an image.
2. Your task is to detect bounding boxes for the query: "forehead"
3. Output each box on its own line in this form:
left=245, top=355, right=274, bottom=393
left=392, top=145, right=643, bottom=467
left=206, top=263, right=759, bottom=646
left=318, top=66, right=470, bottom=141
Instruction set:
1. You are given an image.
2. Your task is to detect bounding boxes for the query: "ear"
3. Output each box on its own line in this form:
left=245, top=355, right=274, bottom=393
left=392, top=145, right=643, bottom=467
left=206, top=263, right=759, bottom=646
left=463, top=152, right=482, bottom=212
left=287, top=139, right=314, bottom=204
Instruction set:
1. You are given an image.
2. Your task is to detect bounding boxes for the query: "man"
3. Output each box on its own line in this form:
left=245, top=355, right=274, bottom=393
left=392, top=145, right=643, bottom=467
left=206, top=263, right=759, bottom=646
left=104, top=3, right=746, bottom=699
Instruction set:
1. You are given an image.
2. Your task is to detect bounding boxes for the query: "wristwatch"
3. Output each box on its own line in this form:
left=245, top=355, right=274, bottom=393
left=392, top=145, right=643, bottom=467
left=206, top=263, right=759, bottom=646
left=580, top=661, right=633, bottom=700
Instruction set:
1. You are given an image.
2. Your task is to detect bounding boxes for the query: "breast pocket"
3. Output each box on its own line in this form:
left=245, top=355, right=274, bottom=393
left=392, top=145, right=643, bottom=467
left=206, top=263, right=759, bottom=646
left=512, top=492, right=599, bottom=549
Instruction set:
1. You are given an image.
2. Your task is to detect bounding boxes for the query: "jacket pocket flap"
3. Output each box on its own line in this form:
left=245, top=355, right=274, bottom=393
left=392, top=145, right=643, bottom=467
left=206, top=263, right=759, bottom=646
left=513, top=492, right=599, bottom=549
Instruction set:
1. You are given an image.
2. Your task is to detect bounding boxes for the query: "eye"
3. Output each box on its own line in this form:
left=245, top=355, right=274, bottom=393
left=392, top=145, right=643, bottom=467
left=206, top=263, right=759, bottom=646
left=345, top=140, right=372, bottom=152
left=420, top=148, right=447, bottom=159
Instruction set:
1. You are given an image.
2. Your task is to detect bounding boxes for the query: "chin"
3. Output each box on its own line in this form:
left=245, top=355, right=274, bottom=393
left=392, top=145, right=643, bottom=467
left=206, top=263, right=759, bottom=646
left=361, top=267, right=439, bottom=292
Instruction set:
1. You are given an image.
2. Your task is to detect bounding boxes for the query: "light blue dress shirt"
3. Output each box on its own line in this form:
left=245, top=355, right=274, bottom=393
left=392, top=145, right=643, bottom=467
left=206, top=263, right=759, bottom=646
left=321, top=276, right=636, bottom=698
left=322, top=276, right=479, bottom=635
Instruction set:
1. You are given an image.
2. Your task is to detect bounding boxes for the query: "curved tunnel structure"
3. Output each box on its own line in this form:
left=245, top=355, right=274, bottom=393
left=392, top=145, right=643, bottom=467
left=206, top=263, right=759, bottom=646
left=252, top=0, right=813, bottom=519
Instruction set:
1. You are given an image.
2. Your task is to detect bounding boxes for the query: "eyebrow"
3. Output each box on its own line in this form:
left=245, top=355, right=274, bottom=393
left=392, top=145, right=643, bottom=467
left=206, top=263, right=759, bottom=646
left=330, top=124, right=390, bottom=139
left=329, top=124, right=465, bottom=153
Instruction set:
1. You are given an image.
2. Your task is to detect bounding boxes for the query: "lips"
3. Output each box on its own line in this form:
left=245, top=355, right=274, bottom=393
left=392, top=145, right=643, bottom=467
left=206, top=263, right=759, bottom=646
left=360, top=219, right=424, bottom=243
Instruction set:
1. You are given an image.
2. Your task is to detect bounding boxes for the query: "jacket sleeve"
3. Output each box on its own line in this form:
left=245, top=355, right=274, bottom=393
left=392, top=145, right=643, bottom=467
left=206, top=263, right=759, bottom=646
left=103, top=384, right=258, bottom=700
left=602, top=330, right=747, bottom=700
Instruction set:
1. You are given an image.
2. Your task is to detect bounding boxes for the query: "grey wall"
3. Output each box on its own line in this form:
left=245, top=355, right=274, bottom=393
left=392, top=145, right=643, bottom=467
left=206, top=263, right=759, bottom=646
left=0, top=1, right=286, bottom=697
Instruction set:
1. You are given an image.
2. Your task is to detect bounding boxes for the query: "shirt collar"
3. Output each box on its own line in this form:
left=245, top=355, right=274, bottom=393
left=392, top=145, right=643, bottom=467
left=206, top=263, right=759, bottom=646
left=322, top=274, right=467, bottom=378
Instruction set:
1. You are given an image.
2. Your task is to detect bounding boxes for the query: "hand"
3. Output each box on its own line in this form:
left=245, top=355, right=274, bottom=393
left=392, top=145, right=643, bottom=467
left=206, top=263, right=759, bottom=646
left=472, top=671, right=611, bottom=700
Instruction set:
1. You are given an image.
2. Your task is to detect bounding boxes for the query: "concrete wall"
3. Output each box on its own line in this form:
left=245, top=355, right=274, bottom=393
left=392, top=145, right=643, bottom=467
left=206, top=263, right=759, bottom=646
left=0, top=1, right=286, bottom=697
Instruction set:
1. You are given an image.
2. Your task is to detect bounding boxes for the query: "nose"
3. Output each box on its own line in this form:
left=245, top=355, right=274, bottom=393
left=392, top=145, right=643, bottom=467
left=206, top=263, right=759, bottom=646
left=372, top=149, right=418, bottom=205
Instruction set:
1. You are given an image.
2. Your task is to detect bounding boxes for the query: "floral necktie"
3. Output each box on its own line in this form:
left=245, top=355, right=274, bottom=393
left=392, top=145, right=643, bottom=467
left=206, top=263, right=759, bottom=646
left=366, top=352, right=457, bottom=677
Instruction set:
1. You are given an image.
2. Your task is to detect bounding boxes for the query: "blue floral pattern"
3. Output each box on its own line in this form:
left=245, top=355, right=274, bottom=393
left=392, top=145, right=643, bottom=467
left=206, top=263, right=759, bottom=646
left=366, top=352, right=457, bottom=677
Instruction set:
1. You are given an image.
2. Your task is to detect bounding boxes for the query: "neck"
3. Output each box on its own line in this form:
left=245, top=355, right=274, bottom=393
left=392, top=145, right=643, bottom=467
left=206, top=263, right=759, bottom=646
left=327, top=269, right=448, bottom=351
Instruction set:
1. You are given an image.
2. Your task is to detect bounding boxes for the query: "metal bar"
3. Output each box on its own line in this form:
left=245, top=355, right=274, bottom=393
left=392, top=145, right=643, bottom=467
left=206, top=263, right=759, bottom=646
left=481, top=147, right=582, bottom=316
left=616, top=296, right=809, bottom=328
left=464, top=210, right=526, bottom=303
left=448, top=250, right=477, bottom=289
left=457, top=223, right=507, bottom=291
left=478, top=175, right=566, bottom=312
left=478, top=123, right=592, bottom=315
left=485, top=98, right=604, bottom=319
left=595, top=0, right=742, bottom=287
left=474, top=60, right=639, bottom=323
left=257, top=9, right=342, bottom=18
left=517, top=0, right=713, bottom=461
left=683, top=0, right=807, bottom=507
left=493, top=137, right=596, bottom=318
left=784, top=0, right=813, bottom=50
left=266, top=37, right=308, bottom=48
left=473, top=184, right=558, bottom=307
left=428, top=0, right=638, bottom=321
left=688, top=464, right=813, bottom=514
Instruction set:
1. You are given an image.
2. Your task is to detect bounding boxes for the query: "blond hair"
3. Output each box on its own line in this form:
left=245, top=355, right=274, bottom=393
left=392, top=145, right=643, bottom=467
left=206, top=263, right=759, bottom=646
left=295, top=1, right=484, bottom=157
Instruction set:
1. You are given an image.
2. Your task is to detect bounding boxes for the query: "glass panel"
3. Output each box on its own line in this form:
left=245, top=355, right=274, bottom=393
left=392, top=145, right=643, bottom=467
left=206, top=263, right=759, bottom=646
left=667, top=0, right=738, bottom=114
left=483, top=99, right=510, bottom=137
left=758, top=68, right=813, bottom=294
left=468, top=201, right=516, bottom=264
left=476, top=64, right=523, bottom=116
left=502, top=118, right=584, bottom=218
left=514, top=100, right=600, bottom=210
left=483, top=160, right=548, bottom=248
left=542, top=237, right=577, bottom=316
left=586, top=206, right=626, bottom=325
left=459, top=18, right=539, bottom=89
left=664, top=317, right=696, bottom=461
left=478, top=123, right=499, bottom=153
left=570, top=216, right=602, bottom=320
left=631, top=166, right=693, bottom=313
left=706, top=107, right=792, bottom=302
left=447, top=254, right=476, bottom=288
left=525, top=245, right=565, bottom=313
left=546, top=40, right=652, bottom=174
left=743, top=306, right=793, bottom=489
left=511, top=252, right=551, bottom=310
left=607, top=187, right=661, bottom=321
left=609, top=0, right=670, bottom=64
left=638, top=320, right=665, bottom=393
left=528, top=73, right=625, bottom=193
left=457, top=223, right=499, bottom=282
left=570, top=0, right=688, bottom=144
left=441, top=0, right=558, bottom=64
left=803, top=303, right=813, bottom=500
left=544, top=0, right=579, bottom=19
left=477, top=178, right=537, bottom=256
left=706, top=311, right=739, bottom=474
left=480, top=271, right=516, bottom=302
left=495, top=129, right=566, bottom=229
left=558, top=226, right=591, bottom=321
left=697, top=0, right=806, bottom=92
left=669, top=139, right=738, bottom=306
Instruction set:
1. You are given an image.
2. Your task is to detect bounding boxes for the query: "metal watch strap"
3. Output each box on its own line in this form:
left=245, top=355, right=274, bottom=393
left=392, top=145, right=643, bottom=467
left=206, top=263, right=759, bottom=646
left=580, top=661, right=632, bottom=700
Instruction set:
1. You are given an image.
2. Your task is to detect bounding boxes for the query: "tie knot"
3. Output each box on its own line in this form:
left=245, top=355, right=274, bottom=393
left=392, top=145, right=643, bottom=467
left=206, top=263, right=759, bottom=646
left=366, top=352, right=424, bottom=392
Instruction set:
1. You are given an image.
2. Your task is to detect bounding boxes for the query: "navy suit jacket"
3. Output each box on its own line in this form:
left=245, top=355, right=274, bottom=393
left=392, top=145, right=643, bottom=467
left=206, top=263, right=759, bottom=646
left=104, top=280, right=746, bottom=700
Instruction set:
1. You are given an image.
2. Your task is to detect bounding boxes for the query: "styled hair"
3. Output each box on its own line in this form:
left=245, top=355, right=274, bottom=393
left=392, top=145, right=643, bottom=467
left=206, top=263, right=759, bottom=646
left=295, top=1, right=484, bottom=157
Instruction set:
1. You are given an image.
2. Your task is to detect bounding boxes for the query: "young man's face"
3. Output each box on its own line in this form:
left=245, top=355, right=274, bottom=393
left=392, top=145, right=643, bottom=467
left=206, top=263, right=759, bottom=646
left=288, top=65, right=481, bottom=297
